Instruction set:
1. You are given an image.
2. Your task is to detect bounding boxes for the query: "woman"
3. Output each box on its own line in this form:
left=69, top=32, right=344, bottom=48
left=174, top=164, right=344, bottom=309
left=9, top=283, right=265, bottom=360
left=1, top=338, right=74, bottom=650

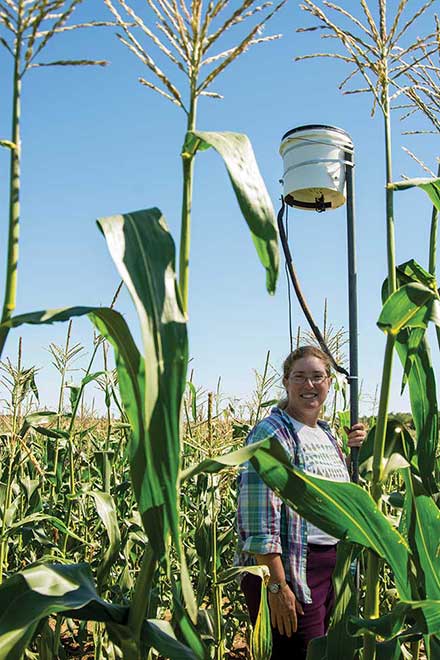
left=236, top=345, right=365, bottom=658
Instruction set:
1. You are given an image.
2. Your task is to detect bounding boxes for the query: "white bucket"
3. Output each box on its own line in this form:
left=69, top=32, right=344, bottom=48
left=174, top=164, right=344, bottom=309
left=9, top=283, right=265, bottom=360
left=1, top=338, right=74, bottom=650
left=279, top=124, right=353, bottom=211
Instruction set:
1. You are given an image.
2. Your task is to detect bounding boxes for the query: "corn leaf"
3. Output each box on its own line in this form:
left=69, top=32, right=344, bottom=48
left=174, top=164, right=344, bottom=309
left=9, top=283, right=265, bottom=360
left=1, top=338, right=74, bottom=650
left=425, top=635, right=440, bottom=660
left=388, top=177, right=440, bottom=212
left=0, top=563, right=127, bottom=660
left=359, top=419, right=415, bottom=481
left=0, top=561, right=198, bottom=660
left=96, top=209, right=201, bottom=647
left=382, top=262, right=439, bottom=494
left=393, top=259, right=437, bottom=291
left=217, top=564, right=269, bottom=585
left=217, top=565, right=271, bottom=660
left=326, top=542, right=362, bottom=659
left=97, top=208, right=187, bottom=560
left=3, top=512, right=86, bottom=545
left=247, top=438, right=412, bottom=598
left=348, top=599, right=440, bottom=639
left=402, top=471, right=440, bottom=600
left=89, top=491, right=121, bottom=592
left=183, top=131, right=279, bottom=295
left=251, top=574, right=272, bottom=660
left=106, top=615, right=199, bottom=660
left=304, top=544, right=361, bottom=659
left=142, top=620, right=198, bottom=660
left=377, top=283, right=440, bottom=336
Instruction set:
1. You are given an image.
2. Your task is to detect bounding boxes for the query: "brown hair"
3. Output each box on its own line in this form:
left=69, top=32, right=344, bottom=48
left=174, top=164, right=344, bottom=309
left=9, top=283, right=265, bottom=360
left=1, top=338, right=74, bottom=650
left=278, top=345, right=332, bottom=409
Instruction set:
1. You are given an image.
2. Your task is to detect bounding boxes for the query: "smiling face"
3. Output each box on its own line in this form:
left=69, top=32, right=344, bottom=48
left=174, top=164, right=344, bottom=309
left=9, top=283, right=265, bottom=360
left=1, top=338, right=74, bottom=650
left=282, top=355, right=331, bottom=426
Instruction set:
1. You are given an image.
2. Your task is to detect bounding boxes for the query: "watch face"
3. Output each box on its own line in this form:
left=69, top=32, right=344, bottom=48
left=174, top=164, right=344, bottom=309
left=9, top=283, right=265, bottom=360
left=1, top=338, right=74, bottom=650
left=268, top=583, right=281, bottom=594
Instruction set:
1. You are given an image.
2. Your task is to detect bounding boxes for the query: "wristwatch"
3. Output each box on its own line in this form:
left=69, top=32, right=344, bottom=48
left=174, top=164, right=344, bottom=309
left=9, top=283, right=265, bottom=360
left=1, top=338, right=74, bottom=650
left=267, top=580, right=287, bottom=594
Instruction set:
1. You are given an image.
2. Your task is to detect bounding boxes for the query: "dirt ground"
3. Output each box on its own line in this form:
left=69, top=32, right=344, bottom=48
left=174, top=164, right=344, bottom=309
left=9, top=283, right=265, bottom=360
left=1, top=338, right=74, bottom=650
left=60, top=630, right=249, bottom=659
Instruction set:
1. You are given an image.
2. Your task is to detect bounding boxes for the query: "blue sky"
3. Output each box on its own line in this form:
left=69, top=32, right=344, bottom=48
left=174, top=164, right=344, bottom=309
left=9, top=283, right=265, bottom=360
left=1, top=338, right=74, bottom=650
left=0, top=1, right=438, bottom=415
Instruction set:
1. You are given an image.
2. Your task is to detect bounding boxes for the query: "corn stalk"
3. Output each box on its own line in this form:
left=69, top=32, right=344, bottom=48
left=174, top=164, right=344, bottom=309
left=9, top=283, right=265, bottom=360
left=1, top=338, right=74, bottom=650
left=104, top=0, right=285, bottom=313
left=0, top=0, right=112, bottom=356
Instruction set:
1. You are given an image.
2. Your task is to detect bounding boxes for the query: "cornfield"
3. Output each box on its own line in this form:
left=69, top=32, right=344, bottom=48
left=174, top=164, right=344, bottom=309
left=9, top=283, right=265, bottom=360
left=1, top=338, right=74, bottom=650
left=1, top=1, right=440, bottom=659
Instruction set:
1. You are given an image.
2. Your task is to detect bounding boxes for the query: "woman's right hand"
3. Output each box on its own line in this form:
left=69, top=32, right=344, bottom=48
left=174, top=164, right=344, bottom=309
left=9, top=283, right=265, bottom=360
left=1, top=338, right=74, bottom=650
left=268, top=584, right=304, bottom=637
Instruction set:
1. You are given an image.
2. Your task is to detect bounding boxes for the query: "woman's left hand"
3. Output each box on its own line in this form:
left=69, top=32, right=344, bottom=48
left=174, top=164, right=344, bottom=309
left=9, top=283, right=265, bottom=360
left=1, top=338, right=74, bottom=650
left=344, top=422, right=366, bottom=448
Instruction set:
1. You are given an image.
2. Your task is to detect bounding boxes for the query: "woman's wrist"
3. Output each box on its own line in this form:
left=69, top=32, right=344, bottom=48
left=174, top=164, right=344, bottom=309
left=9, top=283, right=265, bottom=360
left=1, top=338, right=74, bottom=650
left=267, top=578, right=288, bottom=594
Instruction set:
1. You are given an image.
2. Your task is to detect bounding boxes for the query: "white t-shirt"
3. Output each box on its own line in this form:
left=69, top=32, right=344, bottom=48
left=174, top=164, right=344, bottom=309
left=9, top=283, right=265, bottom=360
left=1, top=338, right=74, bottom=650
left=289, top=416, right=349, bottom=545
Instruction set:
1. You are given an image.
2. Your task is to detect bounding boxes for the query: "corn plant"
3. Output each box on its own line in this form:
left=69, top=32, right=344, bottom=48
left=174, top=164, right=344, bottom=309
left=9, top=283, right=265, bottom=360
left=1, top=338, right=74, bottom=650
left=297, top=2, right=440, bottom=657
left=0, top=0, right=113, bottom=354
left=103, top=0, right=283, bottom=313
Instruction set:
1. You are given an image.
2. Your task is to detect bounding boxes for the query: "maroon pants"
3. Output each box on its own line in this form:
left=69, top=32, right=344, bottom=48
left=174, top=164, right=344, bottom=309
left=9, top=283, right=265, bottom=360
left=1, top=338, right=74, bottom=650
left=241, top=544, right=337, bottom=659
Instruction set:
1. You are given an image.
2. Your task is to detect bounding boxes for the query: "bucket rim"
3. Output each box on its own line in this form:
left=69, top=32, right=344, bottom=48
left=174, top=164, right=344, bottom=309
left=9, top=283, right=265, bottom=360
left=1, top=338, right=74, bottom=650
left=281, top=124, right=352, bottom=141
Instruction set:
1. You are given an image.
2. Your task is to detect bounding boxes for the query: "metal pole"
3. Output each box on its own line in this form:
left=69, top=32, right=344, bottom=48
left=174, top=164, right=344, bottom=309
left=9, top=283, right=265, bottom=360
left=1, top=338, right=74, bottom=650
left=345, top=149, right=360, bottom=483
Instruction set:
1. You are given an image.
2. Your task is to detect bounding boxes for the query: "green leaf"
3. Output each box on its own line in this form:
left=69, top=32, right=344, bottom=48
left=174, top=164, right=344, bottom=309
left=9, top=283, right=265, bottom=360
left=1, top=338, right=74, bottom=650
left=187, top=381, right=198, bottom=422
left=359, top=419, right=415, bottom=481
left=3, top=512, right=87, bottom=545
left=217, top=565, right=272, bottom=660
left=403, top=471, right=440, bottom=599
left=29, top=373, right=39, bottom=402
left=394, top=259, right=437, bottom=291
left=399, top=328, right=425, bottom=394
left=306, top=635, right=328, bottom=659
left=183, top=131, right=279, bottom=295
left=377, top=283, right=439, bottom=336
left=18, top=477, right=40, bottom=505
left=326, top=543, right=361, bottom=659
left=142, top=620, right=197, bottom=660
left=106, top=615, right=198, bottom=660
left=19, top=412, right=69, bottom=441
left=171, top=589, right=207, bottom=659
left=383, top=262, right=439, bottom=494
left=0, top=563, right=127, bottom=660
left=89, top=491, right=121, bottom=592
left=425, top=634, right=440, bottom=660
left=388, top=177, right=440, bottom=213
left=336, top=410, right=350, bottom=454
left=217, top=564, right=269, bottom=585
left=376, top=638, right=406, bottom=660
left=97, top=208, right=187, bottom=559
left=250, top=438, right=412, bottom=598
left=348, top=599, right=440, bottom=639
left=397, top=335, right=438, bottom=496
left=82, top=371, right=105, bottom=386
left=67, top=384, right=81, bottom=412
left=96, top=209, right=202, bottom=647
left=251, top=575, right=272, bottom=660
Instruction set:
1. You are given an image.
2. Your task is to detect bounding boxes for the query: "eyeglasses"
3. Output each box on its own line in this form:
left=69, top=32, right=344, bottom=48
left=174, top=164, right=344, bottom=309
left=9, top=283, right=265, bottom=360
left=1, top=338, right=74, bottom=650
left=289, top=373, right=328, bottom=384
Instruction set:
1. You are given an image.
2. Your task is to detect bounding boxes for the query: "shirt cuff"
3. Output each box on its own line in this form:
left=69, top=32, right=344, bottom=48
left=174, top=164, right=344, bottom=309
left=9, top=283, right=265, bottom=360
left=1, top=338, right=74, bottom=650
left=242, top=534, right=283, bottom=555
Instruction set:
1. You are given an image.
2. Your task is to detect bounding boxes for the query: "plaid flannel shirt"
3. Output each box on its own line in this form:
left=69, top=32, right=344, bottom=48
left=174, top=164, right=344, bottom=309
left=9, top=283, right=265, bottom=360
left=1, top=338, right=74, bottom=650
left=236, top=406, right=344, bottom=605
